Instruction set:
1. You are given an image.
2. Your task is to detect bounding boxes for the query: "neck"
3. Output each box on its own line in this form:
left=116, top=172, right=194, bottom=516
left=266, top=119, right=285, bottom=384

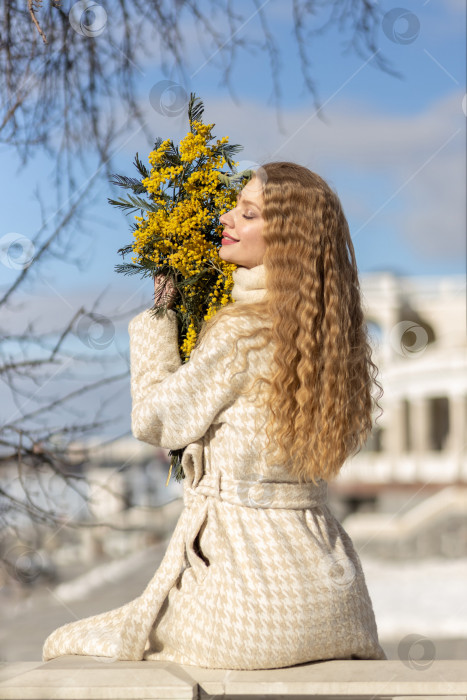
left=231, top=264, right=267, bottom=304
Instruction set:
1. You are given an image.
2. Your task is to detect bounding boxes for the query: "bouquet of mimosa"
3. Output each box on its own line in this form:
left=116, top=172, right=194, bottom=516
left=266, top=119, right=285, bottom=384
left=109, top=93, right=252, bottom=483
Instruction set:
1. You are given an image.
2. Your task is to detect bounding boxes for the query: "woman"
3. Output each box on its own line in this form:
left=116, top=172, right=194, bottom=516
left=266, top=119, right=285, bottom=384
left=42, top=161, right=387, bottom=668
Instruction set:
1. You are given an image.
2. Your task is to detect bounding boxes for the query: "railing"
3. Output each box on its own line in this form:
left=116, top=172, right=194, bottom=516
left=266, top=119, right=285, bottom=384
left=1, top=656, right=466, bottom=699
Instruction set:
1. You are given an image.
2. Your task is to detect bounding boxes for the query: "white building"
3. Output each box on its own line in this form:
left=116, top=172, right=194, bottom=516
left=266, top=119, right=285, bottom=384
left=336, top=271, right=466, bottom=490
left=334, top=271, right=467, bottom=558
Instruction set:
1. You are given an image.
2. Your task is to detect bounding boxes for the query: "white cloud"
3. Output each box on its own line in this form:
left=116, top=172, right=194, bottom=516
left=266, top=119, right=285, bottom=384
left=132, top=89, right=465, bottom=260
left=109, top=86, right=465, bottom=261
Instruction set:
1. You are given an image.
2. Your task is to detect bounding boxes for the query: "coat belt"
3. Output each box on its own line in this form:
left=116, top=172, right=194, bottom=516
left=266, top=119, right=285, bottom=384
left=183, top=472, right=328, bottom=510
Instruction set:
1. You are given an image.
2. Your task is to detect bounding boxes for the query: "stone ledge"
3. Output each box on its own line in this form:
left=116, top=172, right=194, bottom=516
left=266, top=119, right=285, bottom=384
left=0, top=656, right=466, bottom=699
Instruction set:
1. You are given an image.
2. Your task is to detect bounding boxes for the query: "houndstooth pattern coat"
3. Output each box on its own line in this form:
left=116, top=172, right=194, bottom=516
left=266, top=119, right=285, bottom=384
left=42, top=263, right=387, bottom=669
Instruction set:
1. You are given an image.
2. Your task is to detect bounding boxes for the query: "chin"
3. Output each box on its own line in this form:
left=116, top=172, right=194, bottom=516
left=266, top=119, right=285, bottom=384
left=219, top=249, right=233, bottom=262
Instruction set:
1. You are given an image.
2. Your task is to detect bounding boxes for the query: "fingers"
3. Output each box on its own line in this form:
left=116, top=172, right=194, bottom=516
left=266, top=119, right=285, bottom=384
left=154, top=274, right=177, bottom=309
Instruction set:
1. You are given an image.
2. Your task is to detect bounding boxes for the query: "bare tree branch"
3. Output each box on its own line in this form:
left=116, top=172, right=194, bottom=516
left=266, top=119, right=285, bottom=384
left=0, top=0, right=397, bottom=171
left=0, top=0, right=400, bottom=582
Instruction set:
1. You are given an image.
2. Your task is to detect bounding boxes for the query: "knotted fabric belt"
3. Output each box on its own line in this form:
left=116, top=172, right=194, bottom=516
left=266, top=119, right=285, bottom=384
left=183, top=472, right=328, bottom=510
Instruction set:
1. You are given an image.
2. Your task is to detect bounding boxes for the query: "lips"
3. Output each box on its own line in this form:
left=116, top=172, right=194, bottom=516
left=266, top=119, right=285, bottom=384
left=222, top=232, right=239, bottom=241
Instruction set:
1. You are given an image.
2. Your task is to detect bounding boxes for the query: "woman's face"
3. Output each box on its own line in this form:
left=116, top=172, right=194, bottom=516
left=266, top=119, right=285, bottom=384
left=218, top=178, right=266, bottom=269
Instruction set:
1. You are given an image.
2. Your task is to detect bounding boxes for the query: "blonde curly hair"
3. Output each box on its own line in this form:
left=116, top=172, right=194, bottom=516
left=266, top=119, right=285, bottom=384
left=194, top=161, right=384, bottom=484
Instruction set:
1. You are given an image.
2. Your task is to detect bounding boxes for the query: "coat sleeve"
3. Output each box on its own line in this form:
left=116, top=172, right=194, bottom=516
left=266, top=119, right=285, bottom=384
left=128, top=308, right=251, bottom=450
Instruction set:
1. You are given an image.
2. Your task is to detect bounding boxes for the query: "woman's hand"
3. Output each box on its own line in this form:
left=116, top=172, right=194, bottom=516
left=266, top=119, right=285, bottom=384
left=154, top=274, right=178, bottom=310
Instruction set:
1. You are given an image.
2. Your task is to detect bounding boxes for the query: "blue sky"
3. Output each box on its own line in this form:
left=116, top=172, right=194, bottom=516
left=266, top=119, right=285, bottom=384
left=1, top=0, right=465, bottom=437
left=2, top=0, right=465, bottom=311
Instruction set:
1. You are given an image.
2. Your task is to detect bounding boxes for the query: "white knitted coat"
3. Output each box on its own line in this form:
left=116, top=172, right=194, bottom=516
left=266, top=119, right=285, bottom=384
left=42, top=263, right=387, bottom=669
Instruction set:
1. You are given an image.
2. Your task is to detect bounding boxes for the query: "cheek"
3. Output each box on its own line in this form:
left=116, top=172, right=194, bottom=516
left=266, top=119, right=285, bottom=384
left=253, top=225, right=265, bottom=248
left=244, top=220, right=264, bottom=240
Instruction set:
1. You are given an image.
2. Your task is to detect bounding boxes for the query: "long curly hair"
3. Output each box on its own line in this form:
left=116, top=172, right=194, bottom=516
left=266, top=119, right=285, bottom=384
left=194, top=161, right=384, bottom=484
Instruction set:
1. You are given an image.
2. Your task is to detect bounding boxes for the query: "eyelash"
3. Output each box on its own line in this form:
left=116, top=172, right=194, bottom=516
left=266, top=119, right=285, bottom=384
left=243, top=214, right=254, bottom=219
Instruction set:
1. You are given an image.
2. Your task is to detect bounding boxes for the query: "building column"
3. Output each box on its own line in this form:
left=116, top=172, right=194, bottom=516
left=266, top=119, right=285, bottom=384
left=445, top=394, right=467, bottom=478
left=381, top=397, right=406, bottom=460
left=410, top=397, right=431, bottom=453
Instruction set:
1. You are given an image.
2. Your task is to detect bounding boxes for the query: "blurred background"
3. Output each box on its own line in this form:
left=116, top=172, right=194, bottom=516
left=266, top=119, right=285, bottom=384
left=0, top=0, right=465, bottom=665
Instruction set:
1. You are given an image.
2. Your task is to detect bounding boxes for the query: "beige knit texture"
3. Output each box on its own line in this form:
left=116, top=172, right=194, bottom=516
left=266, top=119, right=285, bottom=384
left=42, top=264, right=387, bottom=669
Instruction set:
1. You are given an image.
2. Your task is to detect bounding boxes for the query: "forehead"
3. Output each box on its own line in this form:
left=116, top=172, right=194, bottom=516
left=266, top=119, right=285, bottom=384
left=239, top=179, right=264, bottom=205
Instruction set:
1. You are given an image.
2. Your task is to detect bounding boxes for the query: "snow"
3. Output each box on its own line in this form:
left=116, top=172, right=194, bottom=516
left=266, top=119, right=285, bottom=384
left=360, top=555, right=467, bottom=639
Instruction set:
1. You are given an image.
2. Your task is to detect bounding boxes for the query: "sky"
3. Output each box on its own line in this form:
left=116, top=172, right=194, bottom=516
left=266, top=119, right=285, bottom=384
left=2, top=1, right=465, bottom=295
left=1, top=0, right=466, bottom=439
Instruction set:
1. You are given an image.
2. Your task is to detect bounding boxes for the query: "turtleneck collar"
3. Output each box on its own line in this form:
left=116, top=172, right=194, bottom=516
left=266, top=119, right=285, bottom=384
left=231, top=264, right=267, bottom=304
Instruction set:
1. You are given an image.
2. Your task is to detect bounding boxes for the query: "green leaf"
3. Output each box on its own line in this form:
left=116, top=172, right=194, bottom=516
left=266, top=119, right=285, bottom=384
left=115, top=260, right=164, bottom=277
left=134, top=152, right=151, bottom=179
left=108, top=194, right=162, bottom=215
left=152, top=137, right=164, bottom=152
left=117, top=244, right=134, bottom=257
left=163, top=146, right=182, bottom=167
left=188, top=93, right=204, bottom=127
left=114, top=262, right=145, bottom=275
left=109, top=173, right=146, bottom=194
left=218, top=143, right=243, bottom=171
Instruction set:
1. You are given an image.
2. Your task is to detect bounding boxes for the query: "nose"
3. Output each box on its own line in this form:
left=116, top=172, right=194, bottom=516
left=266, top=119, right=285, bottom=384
left=219, top=210, right=233, bottom=227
